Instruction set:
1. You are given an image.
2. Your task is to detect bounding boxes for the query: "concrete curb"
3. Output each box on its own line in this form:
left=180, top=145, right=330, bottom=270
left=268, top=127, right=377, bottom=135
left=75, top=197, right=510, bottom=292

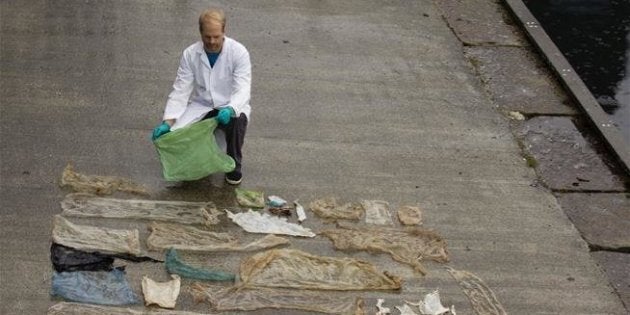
left=502, top=0, right=630, bottom=175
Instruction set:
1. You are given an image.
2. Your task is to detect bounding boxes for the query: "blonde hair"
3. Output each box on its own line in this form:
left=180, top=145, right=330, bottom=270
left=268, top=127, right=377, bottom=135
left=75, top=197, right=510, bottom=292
left=199, top=8, right=226, bottom=32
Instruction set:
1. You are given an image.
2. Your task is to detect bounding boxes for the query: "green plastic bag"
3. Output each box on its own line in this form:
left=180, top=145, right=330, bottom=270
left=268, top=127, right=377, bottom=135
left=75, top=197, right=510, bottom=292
left=154, top=119, right=235, bottom=181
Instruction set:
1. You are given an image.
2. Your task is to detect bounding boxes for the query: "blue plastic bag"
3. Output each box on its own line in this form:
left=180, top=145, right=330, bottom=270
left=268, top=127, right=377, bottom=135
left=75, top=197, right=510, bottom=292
left=51, top=268, right=138, bottom=305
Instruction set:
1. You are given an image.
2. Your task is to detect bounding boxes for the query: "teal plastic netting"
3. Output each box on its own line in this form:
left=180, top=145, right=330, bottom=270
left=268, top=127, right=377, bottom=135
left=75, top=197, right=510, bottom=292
left=165, top=248, right=235, bottom=282
left=153, top=119, right=235, bottom=181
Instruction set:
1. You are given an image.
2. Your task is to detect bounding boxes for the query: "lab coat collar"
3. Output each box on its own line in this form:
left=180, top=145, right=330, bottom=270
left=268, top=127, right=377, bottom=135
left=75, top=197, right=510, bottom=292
left=194, top=37, right=231, bottom=69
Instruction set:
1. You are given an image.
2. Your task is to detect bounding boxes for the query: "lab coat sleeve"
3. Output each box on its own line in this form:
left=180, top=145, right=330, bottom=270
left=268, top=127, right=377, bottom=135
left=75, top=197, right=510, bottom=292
left=229, top=49, right=251, bottom=117
left=163, top=52, right=194, bottom=121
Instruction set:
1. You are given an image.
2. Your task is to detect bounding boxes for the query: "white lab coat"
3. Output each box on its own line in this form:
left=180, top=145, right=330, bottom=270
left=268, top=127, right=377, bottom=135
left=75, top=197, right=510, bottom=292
left=163, top=37, right=251, bottom=130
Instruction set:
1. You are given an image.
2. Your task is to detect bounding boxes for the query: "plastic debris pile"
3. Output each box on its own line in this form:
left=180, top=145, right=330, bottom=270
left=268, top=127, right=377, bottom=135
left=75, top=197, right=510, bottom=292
left=47, top=166, right=506, bottom=314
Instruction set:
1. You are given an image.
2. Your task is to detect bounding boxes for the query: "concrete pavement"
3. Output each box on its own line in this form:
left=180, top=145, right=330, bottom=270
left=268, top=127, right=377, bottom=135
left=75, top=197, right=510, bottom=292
left=1, top=0, right=627, bottom=314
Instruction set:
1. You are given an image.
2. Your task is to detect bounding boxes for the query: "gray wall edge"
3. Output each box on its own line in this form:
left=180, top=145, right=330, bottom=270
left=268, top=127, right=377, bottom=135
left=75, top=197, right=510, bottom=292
left=502, top=0, right=630, bottom=175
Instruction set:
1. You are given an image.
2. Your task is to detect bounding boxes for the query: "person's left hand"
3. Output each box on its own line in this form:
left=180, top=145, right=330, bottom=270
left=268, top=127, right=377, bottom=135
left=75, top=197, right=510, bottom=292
left=217, top=106, right=235, bottom=125
left=152, top=122, right=171, bottom=141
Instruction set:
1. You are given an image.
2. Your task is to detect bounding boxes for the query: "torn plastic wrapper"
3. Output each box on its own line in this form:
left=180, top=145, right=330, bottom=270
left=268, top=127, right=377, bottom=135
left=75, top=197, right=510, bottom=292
left=239, top=249, right=402, bottom=291
left=227, top=210, right=316, bottom=237
left=309, top=197, right=364, bottom=220
left=190, top=283, right=364, bottom=314
left=147, top=222, right=290, bottom=252
left=447, top=267, right=506, bottom=315
left=61, top=193, right=222, bottom=226
left=52, top=215, right=142, bottom=256
left=406, top=290, right=455, bottom=315
left=267, top=195, right=287, bottom=207
left=60, top=163, right=149, bottom=196
left=322, top=223, right=448, bottom=275
left=142, top=275, right=180, bottom=309
left=51, top=268, right=138, bottom=305
left=396, top=304, right=419, bottom=315
left=294, top=200, right=307, bottom=222
left=376, top=299, right=391, bottom=315
left=235, top=188, right=265, bottom=208
left=47, top=302, right=212, bottom=314
left=165, top=248, right=235, bottom=282
left=397, top=205, right=423, bottom=226
left=363, top=200, right=393, bottom=225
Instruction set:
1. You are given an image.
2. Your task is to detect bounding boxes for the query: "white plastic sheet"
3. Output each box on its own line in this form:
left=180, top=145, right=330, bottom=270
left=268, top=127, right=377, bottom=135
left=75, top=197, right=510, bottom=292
left=226, top=210, right=315, bottom=237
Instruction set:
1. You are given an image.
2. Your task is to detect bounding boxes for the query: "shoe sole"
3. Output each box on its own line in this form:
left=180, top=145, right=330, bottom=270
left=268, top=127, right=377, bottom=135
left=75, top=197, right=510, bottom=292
left=225, top=177, right=242, bottom=185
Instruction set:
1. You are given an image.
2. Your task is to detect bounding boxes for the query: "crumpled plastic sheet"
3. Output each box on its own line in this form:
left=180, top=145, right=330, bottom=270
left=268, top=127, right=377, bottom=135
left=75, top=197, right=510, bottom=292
left=376, top=298, right=391, bottom=315
left=321, top=223, right=448, bottom=275
left=309, top=197, right=364, bottom=220
left=235, top=188, right=265, bottom=208
left=407, top=290, right=456, bottom=315
left=47, top=302, right=211, bottom=314
left=147, top=222, right=290, bottom=252
left=51, top=243, right=114, bottom=272
left=189, top=283, right=364, bottom=314
left=447, top=267, right=506, bottom=315
left=52, top=215, right=142, bottom=256
left=61, top=193, right=222, bottom=226
left=239, top=249, right=402, bottom=291
left=166, top=248, right=235, bottom=281
left=396, top=304, right=419, bottom=315
left=363, top=200, right=393, bottom=225
left=51, top=243, right=160, bottom=272
left=397, top=205, right=423, bottom=226
left=142, top=275, right=180, bottom=308
left=51, top=268, right=138, bottom=305
left=60, top=163, right=149, bottom=196
left=226, top=210, right=316, bottom=237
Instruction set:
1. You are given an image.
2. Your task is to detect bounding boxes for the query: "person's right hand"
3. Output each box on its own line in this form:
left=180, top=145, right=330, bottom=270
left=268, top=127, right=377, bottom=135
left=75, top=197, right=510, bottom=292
left=152, top=122, right=171, bottom=141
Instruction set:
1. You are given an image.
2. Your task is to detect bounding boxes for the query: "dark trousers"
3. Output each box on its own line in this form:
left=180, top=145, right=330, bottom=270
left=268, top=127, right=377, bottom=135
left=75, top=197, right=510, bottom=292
left=202, top=110, right=248, bottom=175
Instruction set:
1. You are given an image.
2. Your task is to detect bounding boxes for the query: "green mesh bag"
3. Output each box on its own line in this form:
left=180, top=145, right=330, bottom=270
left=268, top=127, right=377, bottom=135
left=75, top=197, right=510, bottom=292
left=154, top=119, right=235, bottom=181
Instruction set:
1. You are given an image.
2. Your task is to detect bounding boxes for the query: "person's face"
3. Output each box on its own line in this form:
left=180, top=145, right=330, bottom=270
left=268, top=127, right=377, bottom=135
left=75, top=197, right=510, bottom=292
left=201, top=21, right=224, bottom=53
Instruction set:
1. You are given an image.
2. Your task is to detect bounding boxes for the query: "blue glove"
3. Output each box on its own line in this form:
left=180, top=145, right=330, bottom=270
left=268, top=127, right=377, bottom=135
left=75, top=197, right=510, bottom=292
left=152, top=122, right=170, bottom=141
left=216, top=107, right=235, bottom=125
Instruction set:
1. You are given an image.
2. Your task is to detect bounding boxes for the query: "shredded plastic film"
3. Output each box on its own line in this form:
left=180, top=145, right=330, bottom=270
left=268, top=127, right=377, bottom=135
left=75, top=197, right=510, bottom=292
left=309, top=197, right=364, bottom=220
left=165, top=248, right=235, bottom=281
left=322, top=223, right=448, bottom=275
left=397, top=205, right=423, bottom=226
left=52, top=215, right=142, bottom=256
left=226, top=210, right=316, bottom=237
left=363, top=200, right=393, bottom=225
left=447, top=267, right=506, bottom=315
left=60, top=163, right=149, bottom=196
left=147, top=222, right=290, bottom=252
left=51, top=268, right=138, bottom=305
left=47, top=302, right=210, bottom=314
left=406, top=290, right=455, bottom=315
left=239, top=249, right=402, bottom=290
left=190, top=283, right=363, bottom=314
left=61, top=193, right=221, bottom=226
